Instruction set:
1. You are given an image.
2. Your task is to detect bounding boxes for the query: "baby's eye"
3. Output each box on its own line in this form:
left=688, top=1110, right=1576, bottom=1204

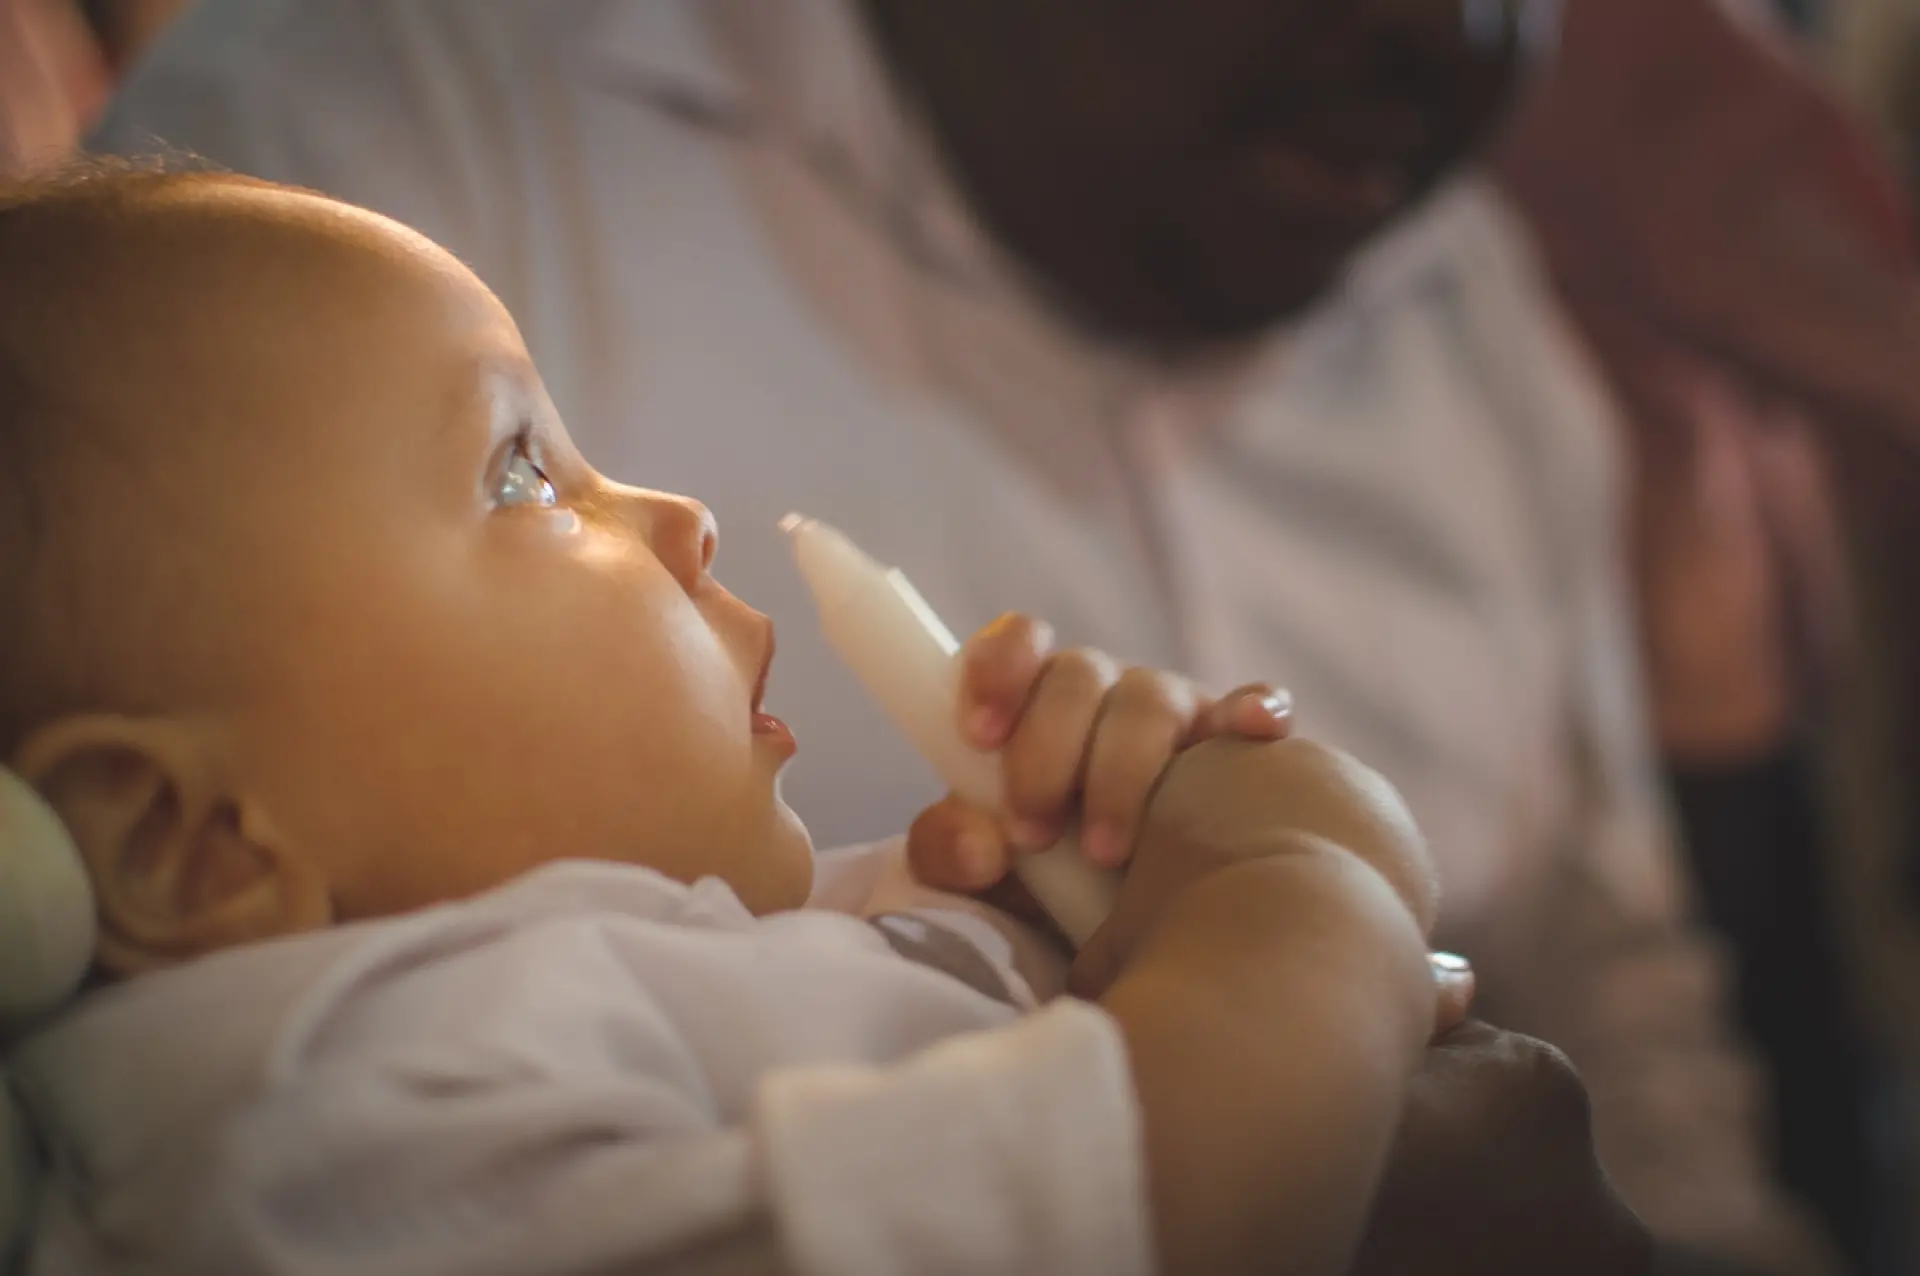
left=493, top=437, right=557, bottom=509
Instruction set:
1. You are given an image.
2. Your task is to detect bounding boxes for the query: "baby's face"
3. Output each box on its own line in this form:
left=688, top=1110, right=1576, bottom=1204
left=97, top=187, right=813, bottom=921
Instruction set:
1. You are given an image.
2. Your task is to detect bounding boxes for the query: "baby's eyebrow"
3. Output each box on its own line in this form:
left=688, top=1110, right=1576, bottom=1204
left=446, top=354, right=540, bottom=456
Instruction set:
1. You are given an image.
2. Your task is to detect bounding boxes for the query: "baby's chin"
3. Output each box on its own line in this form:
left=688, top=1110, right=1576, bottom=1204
left=752, top=798, right=817, bottom=913
left=686, top=785, right=815, bottom=917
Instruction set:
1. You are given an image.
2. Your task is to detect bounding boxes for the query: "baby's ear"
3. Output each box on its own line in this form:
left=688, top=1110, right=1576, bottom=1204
left=9, top=717, right=332, bottom=975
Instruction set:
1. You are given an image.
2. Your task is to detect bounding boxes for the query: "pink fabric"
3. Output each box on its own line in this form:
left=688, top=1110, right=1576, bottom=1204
left=1490, top=0, right=1920, bottom=747
left=1492, top=0, right=1920, bottom=448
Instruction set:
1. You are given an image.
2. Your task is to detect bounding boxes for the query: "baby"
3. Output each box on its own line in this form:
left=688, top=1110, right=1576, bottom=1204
left=0, top=167, right=1451, bottom=1276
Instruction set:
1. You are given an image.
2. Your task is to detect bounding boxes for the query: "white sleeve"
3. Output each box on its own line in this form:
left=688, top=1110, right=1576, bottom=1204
left=760, top=1005, right=1145, bottom=1276
left=184, top=895, right=1152, bottom=1276
left=810, top=839, right=1074, bottom=1004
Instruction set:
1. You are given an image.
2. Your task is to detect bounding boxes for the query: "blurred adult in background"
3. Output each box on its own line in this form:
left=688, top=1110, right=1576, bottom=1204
left=86, top=0, right=1887, bottom=1271
left=77, top=0, right=196, bottom=76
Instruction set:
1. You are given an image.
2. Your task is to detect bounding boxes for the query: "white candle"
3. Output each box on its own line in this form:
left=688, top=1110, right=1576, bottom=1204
left=782, top=515, right=1120, bottom=948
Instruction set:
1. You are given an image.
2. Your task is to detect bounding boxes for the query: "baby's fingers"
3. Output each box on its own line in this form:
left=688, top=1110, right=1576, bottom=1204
left=958, top=614, right=1054, bottom=749
left=1186, top=683, right=1293, bottom=746
left=1080, top=668, right=1200, bottom=870
left=907, top=795, right=1015, bottom=894
left=1001, top=647, right=1121, bottom=847
left=1078, top=681, right=1291, bottom=868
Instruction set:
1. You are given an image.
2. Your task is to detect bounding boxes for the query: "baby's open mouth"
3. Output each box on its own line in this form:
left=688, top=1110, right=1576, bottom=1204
left=750, top=628, right=795, bottom=752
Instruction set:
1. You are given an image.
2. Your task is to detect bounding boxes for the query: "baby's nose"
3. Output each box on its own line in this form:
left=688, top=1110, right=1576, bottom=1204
left=646, top=493, right=718, bottom=593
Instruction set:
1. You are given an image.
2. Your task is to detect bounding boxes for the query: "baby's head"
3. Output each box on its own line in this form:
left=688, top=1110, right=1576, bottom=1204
left=0, top=168, right=812, bottom=977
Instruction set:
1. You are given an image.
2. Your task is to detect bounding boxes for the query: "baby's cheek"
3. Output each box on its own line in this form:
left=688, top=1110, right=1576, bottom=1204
left=542, top=633, right=747, bottom=841
left=252, top=542, right=753, bottom=905
left=233, top=628, right=580, bottom=907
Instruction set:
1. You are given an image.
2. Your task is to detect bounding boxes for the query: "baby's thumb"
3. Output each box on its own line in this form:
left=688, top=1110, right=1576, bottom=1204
left=906, top=795, right=1015, bottom=894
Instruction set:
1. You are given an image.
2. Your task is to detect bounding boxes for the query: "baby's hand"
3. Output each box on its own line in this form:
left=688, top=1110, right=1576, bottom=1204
left=1073, top=735, right=1442, bottom=998
left=906, top=614, right=1473, bottom=1033
left=905, top=613, right=1291, bottom=896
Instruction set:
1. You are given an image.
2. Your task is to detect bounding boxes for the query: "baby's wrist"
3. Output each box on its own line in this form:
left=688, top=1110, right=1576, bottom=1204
left=1129, top=845, right=1430, bottom=984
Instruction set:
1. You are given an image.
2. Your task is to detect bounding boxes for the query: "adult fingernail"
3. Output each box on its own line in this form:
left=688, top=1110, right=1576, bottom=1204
left=1082, top=822, right=1128, bottom=869
left=1429, top=952, right=1472, bottom=979
left=1231, top=689, right=1291, bottom=739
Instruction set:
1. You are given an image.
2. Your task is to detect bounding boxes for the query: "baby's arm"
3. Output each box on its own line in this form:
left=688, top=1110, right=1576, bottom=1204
left=1099, top=739, right=1439, bottom=1276
left=908, top=617, right=1445, bottom=1276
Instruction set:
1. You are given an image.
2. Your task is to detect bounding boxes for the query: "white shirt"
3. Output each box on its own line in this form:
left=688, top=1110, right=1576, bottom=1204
left=93, top=0, right=1827, bottom=1262
left=8, top=851, right=1149, bottom=1276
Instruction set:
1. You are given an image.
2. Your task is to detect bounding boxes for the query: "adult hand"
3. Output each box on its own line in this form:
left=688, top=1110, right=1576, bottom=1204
left=1348, top=1021, right=1655, bottom=1276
